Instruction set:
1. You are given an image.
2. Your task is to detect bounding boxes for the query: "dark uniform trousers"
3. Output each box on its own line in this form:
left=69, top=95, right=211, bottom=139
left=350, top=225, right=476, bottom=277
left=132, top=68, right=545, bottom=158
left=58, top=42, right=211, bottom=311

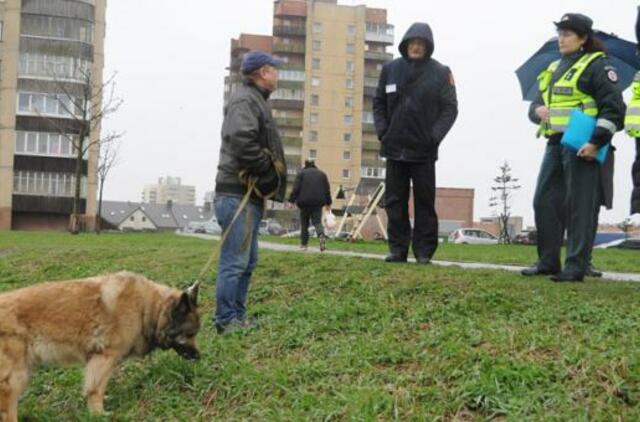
left=534, top=144, right=600, bottom=275
left=300, top=207, right=324, bottom=246
left=385, top=159, right=439, bottom=259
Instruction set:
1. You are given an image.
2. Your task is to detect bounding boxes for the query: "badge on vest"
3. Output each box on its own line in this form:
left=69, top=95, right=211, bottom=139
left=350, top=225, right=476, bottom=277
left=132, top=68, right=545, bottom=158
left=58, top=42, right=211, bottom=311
left=386, top=84, right=397, bottom=94
left=553, top=86, right=574, bottom=96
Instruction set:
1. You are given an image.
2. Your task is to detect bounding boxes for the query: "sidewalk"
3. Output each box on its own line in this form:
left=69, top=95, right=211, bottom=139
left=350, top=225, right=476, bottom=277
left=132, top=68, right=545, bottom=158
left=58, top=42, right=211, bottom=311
left=180, top=233, right=640, bottom=283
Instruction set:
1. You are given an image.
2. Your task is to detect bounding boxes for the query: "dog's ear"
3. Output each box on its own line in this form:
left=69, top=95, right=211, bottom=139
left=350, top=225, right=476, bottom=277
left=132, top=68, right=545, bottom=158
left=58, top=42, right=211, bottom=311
left=173, top=292, right=192, bottom=317
left=185, top=281, right=199, bottom=306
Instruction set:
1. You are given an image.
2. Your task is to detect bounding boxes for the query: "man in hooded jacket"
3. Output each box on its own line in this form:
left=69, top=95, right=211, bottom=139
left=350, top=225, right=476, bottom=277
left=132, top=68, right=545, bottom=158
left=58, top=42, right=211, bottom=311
left=373, top=22, right=458, bottom=264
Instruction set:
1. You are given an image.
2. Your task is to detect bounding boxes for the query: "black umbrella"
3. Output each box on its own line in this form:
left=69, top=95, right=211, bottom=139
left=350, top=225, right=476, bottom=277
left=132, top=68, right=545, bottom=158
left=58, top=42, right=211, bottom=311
left=516, top=30, right=640, bottom=101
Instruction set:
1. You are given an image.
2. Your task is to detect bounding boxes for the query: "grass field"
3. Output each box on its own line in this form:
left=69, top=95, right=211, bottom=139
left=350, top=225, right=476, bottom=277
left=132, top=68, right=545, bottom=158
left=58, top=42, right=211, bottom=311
left=1, top=231, right=639, bottom=420
left=263, top=235, right=640, bottom=274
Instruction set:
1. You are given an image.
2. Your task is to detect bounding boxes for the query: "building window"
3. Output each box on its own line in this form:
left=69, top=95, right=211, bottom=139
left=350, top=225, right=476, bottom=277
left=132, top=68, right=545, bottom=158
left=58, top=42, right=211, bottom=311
left=347, top=24, right=356, bottom=35
left=313, top=40, right=321, bottom=51
left=345, top=97, right=353, bottom=108
left=311, top=94, right=319, bottom=106
left=346, top=79, right=353, bottom=89
left=16, top=92, right=80, bottom=118
left=309, top=130, right=318, bottom=142
left=346, top=43, right=355, bottom=54
left=309, top=149, right=317, bottom=159
left=312, top=58, right=320, bottom=70
left=343, top=151, right=351, bottom=160
left=311, top=77, right=320, bottom=87
left=0, top=21, right=3, bottom=42
left=344, top=115, right=353, bottom=125
left=343, top=133, right=352, bottom=143
left=142, top=217, right=146, bottom=222
left=342, top=169, right=350, bottom=179
left=310, top=112, right=319, bottom=124
left=12, top=170, right=86, bottom=198
left=346, top=60, right=354, bottom=73
left=313, top=22, right=322, bottom=33
left=15, top=131, right=77, bottom=158
left=130, top=216, right=135, bottom=222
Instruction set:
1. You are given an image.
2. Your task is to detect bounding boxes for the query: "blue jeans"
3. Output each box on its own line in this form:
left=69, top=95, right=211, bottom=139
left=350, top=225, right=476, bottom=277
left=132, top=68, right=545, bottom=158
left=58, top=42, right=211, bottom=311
left=214, top=195, right=263, bottom=326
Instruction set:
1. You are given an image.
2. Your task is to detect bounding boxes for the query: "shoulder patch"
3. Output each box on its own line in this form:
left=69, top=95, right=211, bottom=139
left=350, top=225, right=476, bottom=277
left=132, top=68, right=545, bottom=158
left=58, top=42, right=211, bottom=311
left=606, top=69, right=618, bottom=83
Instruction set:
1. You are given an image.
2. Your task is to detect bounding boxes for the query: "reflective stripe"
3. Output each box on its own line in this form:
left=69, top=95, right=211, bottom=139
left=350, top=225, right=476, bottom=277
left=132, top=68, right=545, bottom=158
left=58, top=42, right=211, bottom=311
left=627, top=107, right=640, bottom=115
left=582, top=101, right=596, bottom=109
left=551, top=124, right=567, bottom=132
left=634, top=72, right=640, bottom=82
left=628, top=124, right=640, bottom=130
left=597, top=118, right=617, bottom=135
left=550, top=109, right=572, bottom=117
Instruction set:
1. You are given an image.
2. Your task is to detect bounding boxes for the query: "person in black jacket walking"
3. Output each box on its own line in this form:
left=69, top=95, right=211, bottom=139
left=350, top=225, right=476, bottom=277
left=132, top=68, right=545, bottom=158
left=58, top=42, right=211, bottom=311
left=373, top=22, right=458, bottom=264
left=289, top=160, right=332, bottom=251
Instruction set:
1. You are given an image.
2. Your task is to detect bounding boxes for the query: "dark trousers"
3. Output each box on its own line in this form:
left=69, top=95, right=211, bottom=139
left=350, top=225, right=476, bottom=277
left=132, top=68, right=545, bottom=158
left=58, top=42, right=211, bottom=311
left=533, top=145, right=600, bottom=275
left=385, top=159, right=439, bottom=259
left=299, top=207, right=324, bottom=246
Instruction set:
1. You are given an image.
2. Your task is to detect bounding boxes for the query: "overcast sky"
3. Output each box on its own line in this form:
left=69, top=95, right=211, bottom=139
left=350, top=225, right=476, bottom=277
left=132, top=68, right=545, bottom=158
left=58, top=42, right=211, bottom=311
left=101, top=0, right=640, bottom=226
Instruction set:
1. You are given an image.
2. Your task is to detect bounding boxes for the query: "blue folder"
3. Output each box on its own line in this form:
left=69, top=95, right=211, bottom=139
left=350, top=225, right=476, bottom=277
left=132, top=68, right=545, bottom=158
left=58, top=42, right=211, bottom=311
left=560, top=109, right=609, bottom=164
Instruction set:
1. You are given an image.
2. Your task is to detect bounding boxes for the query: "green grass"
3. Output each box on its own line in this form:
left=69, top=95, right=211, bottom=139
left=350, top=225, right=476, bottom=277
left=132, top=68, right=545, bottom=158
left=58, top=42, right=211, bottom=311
left=1, top=231, right=640, bottom=420
left=263, top=235, right=640, bottom=273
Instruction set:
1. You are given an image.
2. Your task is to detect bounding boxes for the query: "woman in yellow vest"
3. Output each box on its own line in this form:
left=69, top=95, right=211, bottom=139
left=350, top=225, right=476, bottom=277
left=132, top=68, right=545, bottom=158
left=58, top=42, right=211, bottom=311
left=521, top=13, right=626, bottom=282
left=626, top=71, right=640, bottom=214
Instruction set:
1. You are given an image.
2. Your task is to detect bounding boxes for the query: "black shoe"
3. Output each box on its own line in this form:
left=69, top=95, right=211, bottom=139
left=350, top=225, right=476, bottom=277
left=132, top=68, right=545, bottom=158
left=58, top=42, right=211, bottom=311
left=521, top=265, right=559, bottom=276
left=385, top=254, right=407, bottom=263
left=586, top=265, right=603, bottom=278
left=550, top=272, right=584, bottom=282
left=416, top=256, right=432, bottom=265
left=319, top=234, right=326, bottom=252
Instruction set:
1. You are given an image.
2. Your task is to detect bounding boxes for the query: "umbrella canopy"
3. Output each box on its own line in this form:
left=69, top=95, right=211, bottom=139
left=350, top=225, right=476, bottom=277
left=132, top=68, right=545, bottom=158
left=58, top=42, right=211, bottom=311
left=516, top=31, right=640, bottom=101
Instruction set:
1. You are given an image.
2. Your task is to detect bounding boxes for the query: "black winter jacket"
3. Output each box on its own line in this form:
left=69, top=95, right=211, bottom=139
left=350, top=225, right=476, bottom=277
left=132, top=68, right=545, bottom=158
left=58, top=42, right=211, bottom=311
left=632, top=139, right=640, bottom=214
left=289, top=166, right=332, bottom=209
left=373, top=23, right=458, bottom=162
left=215, top=81, right=287, bottom=203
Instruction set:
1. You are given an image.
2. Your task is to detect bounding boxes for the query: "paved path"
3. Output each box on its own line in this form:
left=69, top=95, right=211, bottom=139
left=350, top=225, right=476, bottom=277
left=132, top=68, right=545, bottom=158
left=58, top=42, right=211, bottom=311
left=179, top=233, right=640, bottom=283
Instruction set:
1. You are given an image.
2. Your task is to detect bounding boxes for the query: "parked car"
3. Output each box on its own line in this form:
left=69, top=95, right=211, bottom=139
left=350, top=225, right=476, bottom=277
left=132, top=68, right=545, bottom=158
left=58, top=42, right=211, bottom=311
left=596, top=237, right=640, bottom=249
left=204, top=218, right=222, bottom=235
left=184, top=221, right=206, bottom=234
left=448, top=228, right=499, bottom=245
left=513, top=230, right=537, bottom=245
left=258, top=219, right=286, bottom=236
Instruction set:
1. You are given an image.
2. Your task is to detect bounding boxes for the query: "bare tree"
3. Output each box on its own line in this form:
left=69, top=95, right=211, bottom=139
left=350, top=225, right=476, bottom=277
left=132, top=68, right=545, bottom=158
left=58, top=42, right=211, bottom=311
left=36, top=68, right=123, bottom=234
left=96, top=135, right=123, bottom=234
left=489, top=161, right=521, bottom=244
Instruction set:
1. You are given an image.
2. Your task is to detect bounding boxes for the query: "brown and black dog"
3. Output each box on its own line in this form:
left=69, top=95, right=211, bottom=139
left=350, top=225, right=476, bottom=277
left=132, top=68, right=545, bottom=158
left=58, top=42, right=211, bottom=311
left=0, top=271, right=201, bottom=421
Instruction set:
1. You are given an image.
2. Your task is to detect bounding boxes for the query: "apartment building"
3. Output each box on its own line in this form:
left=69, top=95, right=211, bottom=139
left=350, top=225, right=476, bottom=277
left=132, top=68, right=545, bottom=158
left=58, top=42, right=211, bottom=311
left=142, top=176, right=196, bottom=206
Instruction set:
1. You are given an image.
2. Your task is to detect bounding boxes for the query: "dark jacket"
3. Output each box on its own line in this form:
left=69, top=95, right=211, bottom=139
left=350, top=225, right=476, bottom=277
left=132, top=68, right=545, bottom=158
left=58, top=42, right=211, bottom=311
left=528, top=51, right=626, bottom=209
left=215, top=81, right=287, bottom=203
left=373, top=23, right=458, bottom=162
left=289, top=166, right=332, bottom=208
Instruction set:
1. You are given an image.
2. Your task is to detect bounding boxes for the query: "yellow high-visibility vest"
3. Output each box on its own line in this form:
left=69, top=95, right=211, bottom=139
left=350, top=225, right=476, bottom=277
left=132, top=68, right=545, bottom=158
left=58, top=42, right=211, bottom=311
left=625, top=71, right=640, bottom=138
left=537, top=52, right=603, bottom=137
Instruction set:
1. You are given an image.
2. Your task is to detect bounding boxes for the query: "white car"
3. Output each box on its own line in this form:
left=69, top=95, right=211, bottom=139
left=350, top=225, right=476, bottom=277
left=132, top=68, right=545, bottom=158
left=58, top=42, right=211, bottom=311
left=204, top=218, right=222, bottom=235
left=448, top=228, right=499, bottom=245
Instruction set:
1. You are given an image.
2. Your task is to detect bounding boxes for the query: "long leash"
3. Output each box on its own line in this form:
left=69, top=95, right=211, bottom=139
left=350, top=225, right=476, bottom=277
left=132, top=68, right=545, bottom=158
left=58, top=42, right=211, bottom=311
left=196, top=155, right=286, bottom=282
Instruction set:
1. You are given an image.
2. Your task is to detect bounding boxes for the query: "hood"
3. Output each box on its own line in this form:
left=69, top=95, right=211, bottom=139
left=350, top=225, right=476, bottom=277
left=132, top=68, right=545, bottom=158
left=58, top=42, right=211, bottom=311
left=399, top=22, right=434, bottom=60
left=636, top=5, right=640, bottom=47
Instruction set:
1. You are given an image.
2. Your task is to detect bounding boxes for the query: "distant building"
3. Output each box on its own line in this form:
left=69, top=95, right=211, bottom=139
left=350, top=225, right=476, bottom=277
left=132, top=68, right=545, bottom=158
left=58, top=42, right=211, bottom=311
left=142, top=176, right=196, bottom=206
left=476, top=216, right=524, bottom=238
left=100, top=201, right=214, bottom=232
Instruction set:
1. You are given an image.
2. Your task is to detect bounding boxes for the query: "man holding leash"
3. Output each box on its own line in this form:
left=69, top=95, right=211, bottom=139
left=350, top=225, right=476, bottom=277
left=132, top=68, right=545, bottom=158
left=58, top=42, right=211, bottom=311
left=213, top=50, right=287, bottom=335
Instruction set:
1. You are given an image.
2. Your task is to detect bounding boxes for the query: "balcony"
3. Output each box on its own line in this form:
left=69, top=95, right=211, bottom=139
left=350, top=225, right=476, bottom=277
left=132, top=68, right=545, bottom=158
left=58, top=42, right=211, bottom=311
left=277, top=80, right=304, bottom=90
left=365, top=69, right=381, bottom=79
left=361, top=140, right=380, bottom=151
left=281, top=62, right=305, bottom=71
left=274, top=117, right=303, bottom=128
left=273, top=43, right=306, bottom=54
left=271, top=99, right=304, bottom=110
left=363, top=86, right=377, bottom=97
left=364, top=51, right=393, bottom=62
left=273, top=25, right=306, bottom=37
left=365, top=23, right=394, bottom=45
left=361, top=158, right=386, bottom=168
left=362, top=123, right=376, bottom=133
left=281, top=137, right=302, bottom=148
left=285, top=154, right=302, bottom=168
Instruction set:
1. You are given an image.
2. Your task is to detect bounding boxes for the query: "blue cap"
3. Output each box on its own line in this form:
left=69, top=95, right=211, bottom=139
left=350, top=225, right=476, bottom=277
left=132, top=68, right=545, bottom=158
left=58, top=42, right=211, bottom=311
left=241, top=50, right=284, bottom=75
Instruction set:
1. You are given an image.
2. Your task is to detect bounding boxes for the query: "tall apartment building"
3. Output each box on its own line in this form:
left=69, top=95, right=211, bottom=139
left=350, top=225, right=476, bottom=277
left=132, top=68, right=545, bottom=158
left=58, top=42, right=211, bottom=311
left=142, top=176, right=196, bottom=206
left=224, top=0, right=393, bottom=204
left=0, top=0, right=106, bottom=230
